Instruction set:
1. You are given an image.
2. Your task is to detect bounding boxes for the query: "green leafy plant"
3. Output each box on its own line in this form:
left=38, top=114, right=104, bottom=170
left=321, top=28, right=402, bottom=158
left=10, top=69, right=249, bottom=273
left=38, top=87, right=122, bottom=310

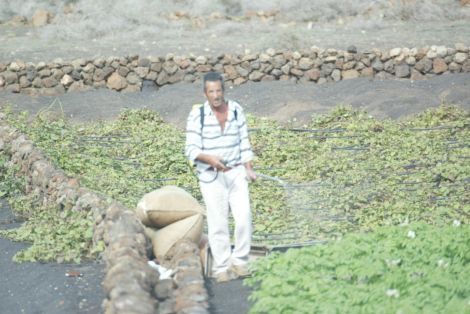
left=246, top=222, right=470, bottom=314
left=0, top=154, right=24, bottom=200
left=1, top=104, right=468, bottom=261
left=0, top=193, right=97, bottom=263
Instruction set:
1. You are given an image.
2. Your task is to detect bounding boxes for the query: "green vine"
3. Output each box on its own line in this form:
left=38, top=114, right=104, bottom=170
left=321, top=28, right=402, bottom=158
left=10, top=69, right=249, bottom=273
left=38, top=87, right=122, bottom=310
left=246, top=222, right=470, bottom=313
left=0, top=194, right=97, bottom=263
left=0, top=104, right=468, bottom=262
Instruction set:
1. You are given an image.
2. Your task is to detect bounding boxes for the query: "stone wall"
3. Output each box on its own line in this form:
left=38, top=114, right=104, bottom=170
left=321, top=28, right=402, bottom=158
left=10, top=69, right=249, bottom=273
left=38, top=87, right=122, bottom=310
left=0, top=114, right=209, bottom=314
left=0, top=44, right=469, bottom=95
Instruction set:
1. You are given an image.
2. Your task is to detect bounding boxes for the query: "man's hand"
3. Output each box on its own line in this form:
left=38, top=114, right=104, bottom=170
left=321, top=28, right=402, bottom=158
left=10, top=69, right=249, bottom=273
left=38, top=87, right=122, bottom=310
left=244, top=162, right=257, bottom=182
left=197, top=153, right=228, bottom=171
left=245, top=168, right=257, bottom=182
left=209, top=156, right=228, bottom=171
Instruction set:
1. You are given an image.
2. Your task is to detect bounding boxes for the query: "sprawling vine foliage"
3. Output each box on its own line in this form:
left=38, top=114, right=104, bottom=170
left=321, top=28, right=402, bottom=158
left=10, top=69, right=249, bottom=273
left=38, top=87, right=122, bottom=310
left=0, top=105, right=468, bottom=288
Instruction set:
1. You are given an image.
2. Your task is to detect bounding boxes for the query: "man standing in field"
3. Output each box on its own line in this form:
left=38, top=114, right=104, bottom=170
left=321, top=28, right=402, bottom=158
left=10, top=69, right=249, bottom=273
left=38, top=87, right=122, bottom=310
left=185, top=72, right=257, bottom=283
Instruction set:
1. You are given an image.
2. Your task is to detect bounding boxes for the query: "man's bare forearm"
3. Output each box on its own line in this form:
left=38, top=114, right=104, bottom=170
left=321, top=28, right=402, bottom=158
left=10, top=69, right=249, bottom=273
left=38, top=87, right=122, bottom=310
left=196, top=153, right=227, bottom=171
left=244, top=161, right=257, bottom=181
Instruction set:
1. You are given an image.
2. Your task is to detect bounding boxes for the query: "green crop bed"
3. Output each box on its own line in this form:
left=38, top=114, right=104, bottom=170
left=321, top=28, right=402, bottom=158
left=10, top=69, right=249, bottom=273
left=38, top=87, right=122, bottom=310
left=0, top=105, right=468, bottom=266
left=246, top=222, right=469, bottom=313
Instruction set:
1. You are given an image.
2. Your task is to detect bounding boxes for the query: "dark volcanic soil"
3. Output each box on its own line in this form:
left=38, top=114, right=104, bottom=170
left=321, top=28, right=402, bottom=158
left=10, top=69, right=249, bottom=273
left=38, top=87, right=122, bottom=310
left=1, top=73, right=469, bottom=128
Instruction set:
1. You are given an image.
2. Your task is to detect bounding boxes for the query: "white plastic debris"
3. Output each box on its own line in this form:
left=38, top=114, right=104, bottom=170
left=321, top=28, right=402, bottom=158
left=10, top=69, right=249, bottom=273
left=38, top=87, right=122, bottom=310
left=148, top=261, right=174, bottom=280
left=386, top=289, right=400, bottom=298
left=437, top=259, right=449, bottom=268
left=407, top=230, right=416, bottom=239
left=385, top=258, right=402, bottom=267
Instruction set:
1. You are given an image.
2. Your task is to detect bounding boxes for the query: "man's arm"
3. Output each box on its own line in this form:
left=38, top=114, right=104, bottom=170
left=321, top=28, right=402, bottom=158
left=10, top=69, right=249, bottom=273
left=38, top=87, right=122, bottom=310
left=196, top=153, right=228, bottom=172
left=185, top=108, right=203, bottom=161
left=236, top=106, right=256, bottom=181
left=244, top=161, right=257, bottom=182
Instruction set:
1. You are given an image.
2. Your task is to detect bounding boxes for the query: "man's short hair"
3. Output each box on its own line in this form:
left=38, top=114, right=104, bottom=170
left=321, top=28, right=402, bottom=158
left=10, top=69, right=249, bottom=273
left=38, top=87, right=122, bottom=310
left=203, top=72, right=224, bottom=91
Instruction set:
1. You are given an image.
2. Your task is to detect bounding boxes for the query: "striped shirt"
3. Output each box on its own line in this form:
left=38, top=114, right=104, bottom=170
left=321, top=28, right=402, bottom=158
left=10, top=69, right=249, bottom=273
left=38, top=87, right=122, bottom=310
left=185, top=100, right=254, bottom=173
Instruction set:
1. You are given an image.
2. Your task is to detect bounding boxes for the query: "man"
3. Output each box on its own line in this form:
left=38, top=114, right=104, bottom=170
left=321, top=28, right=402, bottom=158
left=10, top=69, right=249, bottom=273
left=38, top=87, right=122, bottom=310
left=185, top=72, right=257, bottom=283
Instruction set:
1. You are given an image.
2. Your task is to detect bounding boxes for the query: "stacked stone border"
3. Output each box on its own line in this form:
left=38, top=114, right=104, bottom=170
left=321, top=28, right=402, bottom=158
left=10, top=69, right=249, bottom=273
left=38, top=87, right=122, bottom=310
left=0, top=44, right=469, bottom=95
left=0, top=113, right=209, bottom=314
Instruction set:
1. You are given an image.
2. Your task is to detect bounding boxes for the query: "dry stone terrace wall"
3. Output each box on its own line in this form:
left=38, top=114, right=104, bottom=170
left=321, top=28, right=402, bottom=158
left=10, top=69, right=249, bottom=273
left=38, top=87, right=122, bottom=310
left=0, top=44, right=469, bottom=95
left=0, top=115, right=209, bottom=314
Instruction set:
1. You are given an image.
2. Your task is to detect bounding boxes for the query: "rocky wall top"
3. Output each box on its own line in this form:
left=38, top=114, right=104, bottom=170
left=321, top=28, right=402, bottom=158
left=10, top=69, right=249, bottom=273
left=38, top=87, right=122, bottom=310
left=0, top=44, right=469, bottom=95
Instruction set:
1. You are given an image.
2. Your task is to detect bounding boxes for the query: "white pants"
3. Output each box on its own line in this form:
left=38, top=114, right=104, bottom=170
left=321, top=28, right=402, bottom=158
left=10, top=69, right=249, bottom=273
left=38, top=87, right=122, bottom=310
left=199, top=165, right=252, bottom=274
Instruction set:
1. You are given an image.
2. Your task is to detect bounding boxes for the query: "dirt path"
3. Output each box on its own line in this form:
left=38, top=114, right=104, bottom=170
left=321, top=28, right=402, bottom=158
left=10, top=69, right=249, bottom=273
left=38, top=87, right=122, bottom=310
left=1, top=73, right=469, bottom=128
left=206, top=278, right=252, bottom=314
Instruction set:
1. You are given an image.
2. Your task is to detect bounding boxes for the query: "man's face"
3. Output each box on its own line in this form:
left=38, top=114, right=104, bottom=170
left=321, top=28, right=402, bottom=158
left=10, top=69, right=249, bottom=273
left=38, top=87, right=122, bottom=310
left=204, top=80, right=225, bottom=108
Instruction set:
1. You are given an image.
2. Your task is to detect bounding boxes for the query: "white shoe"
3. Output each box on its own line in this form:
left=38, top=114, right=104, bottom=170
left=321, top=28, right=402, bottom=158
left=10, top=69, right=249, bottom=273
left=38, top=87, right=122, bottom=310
left=230, top=264, right=251, bottom=277
left=213, top=270, right=238, bottom=283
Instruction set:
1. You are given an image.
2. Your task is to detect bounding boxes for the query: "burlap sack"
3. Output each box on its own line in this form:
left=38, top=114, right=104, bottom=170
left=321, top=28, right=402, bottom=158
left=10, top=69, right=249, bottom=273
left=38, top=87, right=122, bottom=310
left=145, top=213, right=204, bottom=259
left=135, top=205, right=151, bottom=226
left=136, top=185, right=205, bottom=228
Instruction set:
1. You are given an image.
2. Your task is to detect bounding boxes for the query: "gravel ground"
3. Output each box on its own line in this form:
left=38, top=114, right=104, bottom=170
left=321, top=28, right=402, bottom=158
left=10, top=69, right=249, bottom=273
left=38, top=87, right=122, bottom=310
left=206, top=278, right=252, bottom=314
left=1, top=20, right=469, bottom=63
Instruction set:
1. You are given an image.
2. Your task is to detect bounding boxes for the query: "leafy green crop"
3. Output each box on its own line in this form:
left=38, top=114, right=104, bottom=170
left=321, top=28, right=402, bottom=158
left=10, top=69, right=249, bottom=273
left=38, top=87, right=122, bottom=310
left=249, top=105, right=468, bottom=242
left=246, top=222, right=470, bottom=314
left=0, top=104, right=468, bottom=262
left=0, top=151, right=24, bottom=200
left=0, top=192, right=98, bottom=263
left=1, top=145, right=101, bottom=263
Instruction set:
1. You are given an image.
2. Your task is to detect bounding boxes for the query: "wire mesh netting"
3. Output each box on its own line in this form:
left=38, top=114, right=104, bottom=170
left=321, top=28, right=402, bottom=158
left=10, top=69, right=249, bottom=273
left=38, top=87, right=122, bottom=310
left=69, top=123, right=469, bottom=249
left=249, top=123, right=469, bottom=248
left=19, top=106, right=468, bottom=249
